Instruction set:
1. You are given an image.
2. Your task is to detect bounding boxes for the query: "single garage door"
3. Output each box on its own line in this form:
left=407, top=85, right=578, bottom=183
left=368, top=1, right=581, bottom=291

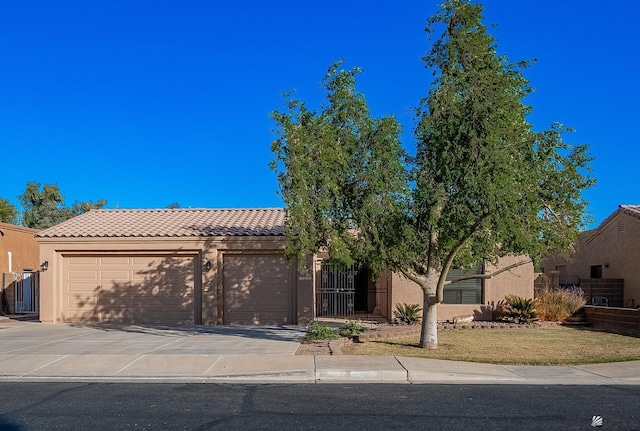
left=224, top=254, right=291, bottom=324
left=64, top=255, right=195, bottom=324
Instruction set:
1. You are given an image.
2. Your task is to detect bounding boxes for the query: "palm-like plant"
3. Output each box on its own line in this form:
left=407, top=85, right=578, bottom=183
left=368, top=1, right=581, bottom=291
left=393, top=303, right=423, bottom=325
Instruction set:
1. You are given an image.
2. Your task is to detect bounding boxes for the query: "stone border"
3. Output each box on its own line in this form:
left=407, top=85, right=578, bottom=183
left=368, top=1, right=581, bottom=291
left=353, top=321, right=560, bottom=343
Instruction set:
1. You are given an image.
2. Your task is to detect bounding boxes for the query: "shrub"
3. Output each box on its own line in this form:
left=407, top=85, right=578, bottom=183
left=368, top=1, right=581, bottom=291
left=305, top=322, right=340, bottom=340
left=497, top=295, right=538, bottom=324
left=393, top=303, right=422, bottom=325
left=338, top=320, right=368, bottom=337
left=535, top=286, right=586, bottom=321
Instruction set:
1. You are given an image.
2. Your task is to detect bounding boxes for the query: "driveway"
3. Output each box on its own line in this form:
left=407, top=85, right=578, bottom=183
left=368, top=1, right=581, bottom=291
left=0, top=321, right=306, bottom=356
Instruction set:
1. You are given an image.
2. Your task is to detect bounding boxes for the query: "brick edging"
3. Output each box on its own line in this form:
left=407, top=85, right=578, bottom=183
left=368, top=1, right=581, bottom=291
left=353, top=322, right=560, bottom=343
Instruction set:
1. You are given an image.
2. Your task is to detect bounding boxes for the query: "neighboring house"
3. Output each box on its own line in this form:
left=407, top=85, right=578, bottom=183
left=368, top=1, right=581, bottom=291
left=0, top=222, right=40, bottom=273
left=540, top=205, right=640, bottom=308
left=36, top=208, right=534, bottom=326
left=1, top=222, right=41, bottom=314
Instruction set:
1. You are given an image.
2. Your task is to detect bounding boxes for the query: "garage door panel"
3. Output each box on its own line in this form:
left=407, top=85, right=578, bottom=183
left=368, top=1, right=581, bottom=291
left=100, top=270, right=131, bottom=282
left=67, top=257, right=99, bottom=266
left=224, top=255, right=291, bottom=325
left=100, top=256, right=131, bottom=265
left=64, top=255, right=195, bottom=324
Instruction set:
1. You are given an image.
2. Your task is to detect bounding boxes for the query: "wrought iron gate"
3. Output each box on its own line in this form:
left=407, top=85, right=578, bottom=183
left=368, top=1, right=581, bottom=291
left=1, top=271, right=39, bottom=315
left=317, top=261, right=359, bottom=317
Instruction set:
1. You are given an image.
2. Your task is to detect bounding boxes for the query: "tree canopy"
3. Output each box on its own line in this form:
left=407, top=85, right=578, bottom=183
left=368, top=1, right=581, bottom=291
left=0, top=198, right=19, bottom=224
left=272, top=0, right=594, bottom=349
left=17, top=182, right=107, bottom=229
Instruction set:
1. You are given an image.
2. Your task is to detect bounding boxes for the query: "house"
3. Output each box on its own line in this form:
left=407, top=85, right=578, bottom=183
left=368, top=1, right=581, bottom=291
left=1, top=222, right=41, bottom=314
left=0, top=222, right=40, bottom=273
left=36, top=208, right=534, bottom=325
left=540, top=205, right=640, bottom=308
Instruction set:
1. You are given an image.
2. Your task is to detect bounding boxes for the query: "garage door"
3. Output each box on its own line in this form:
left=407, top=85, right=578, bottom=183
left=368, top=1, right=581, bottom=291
left=224, top=254, right=291, bottom=324
left=64, top=255, right=195, bottom=324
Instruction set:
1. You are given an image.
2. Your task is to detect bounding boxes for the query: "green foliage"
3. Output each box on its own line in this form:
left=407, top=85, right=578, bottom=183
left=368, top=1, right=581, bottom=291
left=497, top=295, right=539, bottom=324
left=0, top=198, right=19, bottom=224
left=270, top=60, right=408, bottom=273
left=271, top=0, right=594, bottom=348
left=18, top=182, right=107, bottom=229
left=535, top=287, right=586, bottom=321
left=305, top=322, right=340, bottom=340
left=393, top=303, right=423, bottom=325
left=338, top=320, right=368, bottom=337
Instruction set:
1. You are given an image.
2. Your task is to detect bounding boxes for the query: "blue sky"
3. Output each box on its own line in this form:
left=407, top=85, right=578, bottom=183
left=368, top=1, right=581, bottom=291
left=1, top=0, right=637, bottom=228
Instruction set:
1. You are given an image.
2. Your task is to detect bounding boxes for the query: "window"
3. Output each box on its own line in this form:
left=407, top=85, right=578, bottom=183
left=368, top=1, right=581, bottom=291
left=590, top=265, right=602, bottom=279
left=442, top=264, right=483, bottom=304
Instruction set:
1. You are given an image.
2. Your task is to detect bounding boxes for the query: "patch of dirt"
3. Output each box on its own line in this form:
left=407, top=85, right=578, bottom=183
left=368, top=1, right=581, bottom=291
left=295, top=340, right=333, bottom=355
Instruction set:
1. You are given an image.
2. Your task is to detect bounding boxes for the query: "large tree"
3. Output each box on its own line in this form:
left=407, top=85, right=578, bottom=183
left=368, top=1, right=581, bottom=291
left=271, top=0, right=594, bottom=349
left=0, top=198, right=19, bottom=224
left=18, top=182, right=107, bottom=229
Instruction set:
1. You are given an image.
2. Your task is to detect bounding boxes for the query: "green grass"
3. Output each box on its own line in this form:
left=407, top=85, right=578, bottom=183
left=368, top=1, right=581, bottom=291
left=342, top=326, right=640, bottom=365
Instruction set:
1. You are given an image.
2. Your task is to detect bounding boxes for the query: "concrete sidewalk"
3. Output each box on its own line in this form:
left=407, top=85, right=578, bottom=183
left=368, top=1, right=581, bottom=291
left=0, top=321, right=639, bottom=384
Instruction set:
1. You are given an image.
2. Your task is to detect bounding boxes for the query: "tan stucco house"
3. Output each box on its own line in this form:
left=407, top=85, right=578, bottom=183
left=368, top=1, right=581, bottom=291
left=1, top=222, right=40, bottom=273
left=36, top=208, right=534, bottom=325
left=541, top=205, right=640, bottom=308
left=1, top=222, right=41, bottom=315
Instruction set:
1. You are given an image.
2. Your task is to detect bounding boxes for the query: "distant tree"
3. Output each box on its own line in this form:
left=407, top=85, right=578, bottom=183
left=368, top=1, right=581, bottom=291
left=166, top=202, right=181, bottom=209
left=18, top=182, right=107, bottom=229
left=271, top=0, right=594, bottom=349
left=0, top=198, right=19, bottom=224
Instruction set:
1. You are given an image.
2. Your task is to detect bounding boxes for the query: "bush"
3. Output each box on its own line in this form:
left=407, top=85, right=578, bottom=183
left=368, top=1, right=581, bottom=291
left=305, top=322, right=340, bottom=340
left=535, top=286, right=586, bottom=321
left=497, top=295, right=538, bottom=324
left=393, top=303, right=422, bottom=325
left=338, top=320, right=368, bottom=337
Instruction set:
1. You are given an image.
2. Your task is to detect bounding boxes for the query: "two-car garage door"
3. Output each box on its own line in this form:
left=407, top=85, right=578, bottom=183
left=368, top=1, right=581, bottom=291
left=64, top=255, right=195, bottom=324
left=63, top=253, right=292, bottom=325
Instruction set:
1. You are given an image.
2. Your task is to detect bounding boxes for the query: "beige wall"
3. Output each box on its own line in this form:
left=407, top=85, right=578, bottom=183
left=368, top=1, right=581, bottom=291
left=0, top=223, right=40, bottom=273
left=389, top=255, right=534, bottom=322
left=36, top=235, right=309, bottom=324
left=540, top=211, right=640, bottom=307
left=484, top=255, right=535, bottom=303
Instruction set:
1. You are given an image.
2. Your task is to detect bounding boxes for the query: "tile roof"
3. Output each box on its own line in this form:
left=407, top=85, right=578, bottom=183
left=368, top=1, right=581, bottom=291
left=35, top=208, right=285, bottom=238
left=619, top=205, right=640, bottom=219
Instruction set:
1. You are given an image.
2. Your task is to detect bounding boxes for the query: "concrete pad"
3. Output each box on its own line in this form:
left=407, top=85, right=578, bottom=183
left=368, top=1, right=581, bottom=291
left=502, top=365, right=613, bottom=384
left=208, top=355, right=315, bottom=382
left=115, top=354, right=220, bottom=377
left=396, top=357, right=524, bottom=383
left=0, top=354, right=67, bottom=376
left=25, top=355, right=140, bottom=377
left=315, top=355, right=407, bottom=382
left=574, top=361, right=640, bottom=380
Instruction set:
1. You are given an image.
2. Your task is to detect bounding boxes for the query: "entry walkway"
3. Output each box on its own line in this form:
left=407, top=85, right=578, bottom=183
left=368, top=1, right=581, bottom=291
left=0, top=321, right=639, bottom=384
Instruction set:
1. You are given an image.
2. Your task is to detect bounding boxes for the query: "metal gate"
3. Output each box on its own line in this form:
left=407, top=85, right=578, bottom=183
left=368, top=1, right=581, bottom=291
left=317, top=261, right=359, bottom=317
left=1, top=271, right=39, bottom=315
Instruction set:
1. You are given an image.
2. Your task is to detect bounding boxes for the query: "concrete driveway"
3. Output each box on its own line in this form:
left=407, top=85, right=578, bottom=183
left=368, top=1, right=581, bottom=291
left=0, top=321, right=306, bottom=356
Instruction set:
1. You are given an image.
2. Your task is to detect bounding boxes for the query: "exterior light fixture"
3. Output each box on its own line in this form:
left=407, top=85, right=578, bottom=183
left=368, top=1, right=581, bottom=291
left=204, top=261, right=212, bottom=271
left=40, top=261, right=49, bottom=272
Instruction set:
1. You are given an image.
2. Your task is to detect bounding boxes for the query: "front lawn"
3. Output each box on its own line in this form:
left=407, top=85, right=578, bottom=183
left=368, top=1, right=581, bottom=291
left=342, top=326, right=640, bottom=365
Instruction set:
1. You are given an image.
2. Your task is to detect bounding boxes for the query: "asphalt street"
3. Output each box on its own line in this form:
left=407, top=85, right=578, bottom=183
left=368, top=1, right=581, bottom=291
left=0, top=383, right=638, bottom=430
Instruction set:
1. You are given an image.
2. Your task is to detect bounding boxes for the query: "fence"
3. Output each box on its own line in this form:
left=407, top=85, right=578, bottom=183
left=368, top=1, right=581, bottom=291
left=1, top=271, right=39, bottom=315
left=534, top=273, right=624, bottom=308
left=584, top=305, right=640, bottom=335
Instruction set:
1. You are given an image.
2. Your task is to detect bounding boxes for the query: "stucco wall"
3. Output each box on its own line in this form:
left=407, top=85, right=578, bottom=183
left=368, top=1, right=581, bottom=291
left=36, top=235, right=305, bottom=324
left=0, top=223, right=40, bottom=273
left=484, top=255, right=535, bottom=304
left=540, top=212, right=640, bottom=307
left=389, top=255, right=533, bottom=322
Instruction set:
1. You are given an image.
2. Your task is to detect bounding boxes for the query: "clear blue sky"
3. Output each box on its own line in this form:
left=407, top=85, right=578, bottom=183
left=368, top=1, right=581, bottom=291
left=1, top=0, right=637, bottom=228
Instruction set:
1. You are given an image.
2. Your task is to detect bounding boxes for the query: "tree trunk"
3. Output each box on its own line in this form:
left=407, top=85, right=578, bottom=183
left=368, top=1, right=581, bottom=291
left=419, top=292, right=438, bottom=349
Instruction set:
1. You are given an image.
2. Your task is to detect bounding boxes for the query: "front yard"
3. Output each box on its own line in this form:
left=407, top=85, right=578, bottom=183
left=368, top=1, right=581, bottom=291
left=342, top=325, right=640, bottom=365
